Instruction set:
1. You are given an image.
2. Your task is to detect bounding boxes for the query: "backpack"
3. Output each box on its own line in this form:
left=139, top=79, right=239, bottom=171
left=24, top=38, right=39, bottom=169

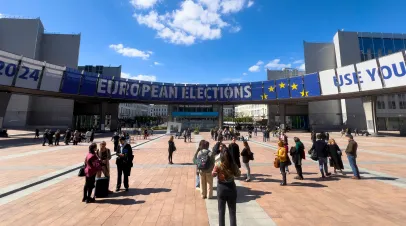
left=197, top=151, right=211, bottom=170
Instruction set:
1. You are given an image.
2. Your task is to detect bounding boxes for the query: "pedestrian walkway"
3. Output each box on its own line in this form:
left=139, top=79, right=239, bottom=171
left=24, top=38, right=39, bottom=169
left=0, top=132, right=405, bottom=225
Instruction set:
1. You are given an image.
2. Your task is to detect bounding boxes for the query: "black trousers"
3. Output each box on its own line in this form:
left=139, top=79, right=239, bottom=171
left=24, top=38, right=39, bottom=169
left=114, top=142, right=118, bottom=153
left=54, top=138, right=59, bottom=146
left=116, top=164, right=130, bottom=189
left=83, top=175, right=96, bottom=199
left=43, top=137, right=47, bottom=145
left=168, top=150, right=173, bottom=163
left=217, top=182, right=237, bottom=226
left=280, top=161, right=287, bottom=184
left=295, top=164, right=303, bottom=179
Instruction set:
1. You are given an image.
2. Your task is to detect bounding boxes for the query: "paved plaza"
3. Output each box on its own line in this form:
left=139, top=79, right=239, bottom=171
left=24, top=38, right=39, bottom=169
left=0, top=130, right=405, bottom=226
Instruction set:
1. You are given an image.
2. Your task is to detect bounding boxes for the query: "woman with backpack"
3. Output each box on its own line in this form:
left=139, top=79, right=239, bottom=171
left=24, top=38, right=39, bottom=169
left=212, top=144, right=241, bottom=226
left=240, top=141, right=253, bottom=182
left=193, top=140, right=215, bottom=199
left=168, top=136, right=176, bottom=165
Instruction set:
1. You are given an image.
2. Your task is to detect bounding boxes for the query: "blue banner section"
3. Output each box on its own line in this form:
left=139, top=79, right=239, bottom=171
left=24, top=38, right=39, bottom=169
left=289, top=76, right=304, bottom=98
left=251, top=82, right=263, bottom=101
left=79, top=72, right=98, bottom=96
left=239, top=83, right=252, bottom=101
left=195, top=85, right=207, bottom=102
left=172, top=112, right=219, bottom=117
left=96, top=75, right=114, bottom=98
left=217, top=84, right=229, bottom=101
left=263, top=80, right=276, bottom=100
left=205, top=84, right=217, bottom=102
left=303, top=73, right=321, bottom=97
left=61, top=68, right=82, bottom=94
left=175, top=84, right=184, bottom=101
left=149, top=82, right=162, bottom=101
left=125, top=79, right=140, bottom=100
left=111, top=78, right=128, bottom=99
left=228, top=84, right=240, bottom=101
left=276, top=78, right=290, bottom=99
left=139, top=81, right=152, bottom=101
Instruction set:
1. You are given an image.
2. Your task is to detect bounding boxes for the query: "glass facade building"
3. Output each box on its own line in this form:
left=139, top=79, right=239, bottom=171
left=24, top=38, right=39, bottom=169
left=358, top=36, right=406, bottom=61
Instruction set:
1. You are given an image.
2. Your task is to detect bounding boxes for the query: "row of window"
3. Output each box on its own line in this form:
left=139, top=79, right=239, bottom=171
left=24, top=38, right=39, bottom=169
left=377, top=94, right=406, bottom=109
left=358, top=37, right=406, bottom=61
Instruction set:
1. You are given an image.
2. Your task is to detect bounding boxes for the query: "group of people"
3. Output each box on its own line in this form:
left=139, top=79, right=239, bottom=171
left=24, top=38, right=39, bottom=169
left=82, top=136, right=134, bottom=203
left=191, top=137, right=252, bottom=226
left=39, top=129, right=61, bottom=146
left=274, top=131, right=360, bottom=186
left=210, top=127, right=239, bottom=142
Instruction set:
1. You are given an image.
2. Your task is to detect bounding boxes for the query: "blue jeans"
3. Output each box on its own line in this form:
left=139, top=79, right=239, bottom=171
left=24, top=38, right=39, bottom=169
left=196, top=173, right=200, bottom=187
left=318, top=157, right=329, bottom=176
left=347, top=155, right=360, bottom=178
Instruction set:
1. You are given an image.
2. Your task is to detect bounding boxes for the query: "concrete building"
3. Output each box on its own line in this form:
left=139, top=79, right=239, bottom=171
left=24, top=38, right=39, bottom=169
left=118, top=103, right=149, bottom=119
left=149, top=105, right=168, bottom=117
left=304, top=31, right=406, bottom=131
left=0, top=17, right=80, bottom=128
left=267, top=68, right=305, bottom=80
left=223, top=106, right=234, bottom=117
left=235, top=104, right=268, bottom=120
left=78, top=65, right=121, bottom=77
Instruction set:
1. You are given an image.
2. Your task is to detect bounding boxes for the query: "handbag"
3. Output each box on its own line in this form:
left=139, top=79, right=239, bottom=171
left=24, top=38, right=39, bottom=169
left=274, top=157, right=280, bottom=168
left=78, top=163, right=85, bottom=177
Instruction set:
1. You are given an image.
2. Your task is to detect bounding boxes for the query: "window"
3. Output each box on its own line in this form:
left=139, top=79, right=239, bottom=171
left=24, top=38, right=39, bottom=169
left=383, top=38, right=395, bottom=55
left=388, top=95, right=397, bottom=109
left=373, top=38, right=384, bottom=58
left=399, top=94, right=406, bottom=109
left=84, top=65, right=93, bottom=72
left=394, top=39, right=405, bottom=52
left=95, top=65, right=104, bottom=74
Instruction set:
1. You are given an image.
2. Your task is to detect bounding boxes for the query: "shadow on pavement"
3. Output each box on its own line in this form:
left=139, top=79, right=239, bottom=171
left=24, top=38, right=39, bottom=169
left=289, top=182, right=328, bottom=188
left=97, top=199, right=145, bottom=205
left=237, top=186, right=272, bottom=204
left=97, top=188, right=171, bottom=205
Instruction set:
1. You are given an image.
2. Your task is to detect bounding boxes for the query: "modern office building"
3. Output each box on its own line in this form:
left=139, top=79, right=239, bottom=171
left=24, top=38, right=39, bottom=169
left=235, top=104, right=268, bottom=120
left=118, top=103, right=149, bottom=119
left=78, top=65, right=122, bottom=77
left=304, top=31, right=406, bottom=131
left=267, top=68, right=305, bottom=80
left=169, top=105, right=223, bottom=130
left=223, top=106, right=234, bottom=117
left=149, top=105, right=168, bottom=117
left=0, top=17, right=80, bottom=128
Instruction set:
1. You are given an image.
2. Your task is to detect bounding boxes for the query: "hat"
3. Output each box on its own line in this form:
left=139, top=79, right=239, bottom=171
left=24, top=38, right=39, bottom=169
left=346, top=134, right=353, bottom=139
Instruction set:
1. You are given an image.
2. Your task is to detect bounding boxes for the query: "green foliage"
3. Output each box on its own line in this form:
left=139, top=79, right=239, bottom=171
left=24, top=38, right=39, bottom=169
left=224, top=116, right=253, bottom=123
left=194, top=127, right=200, bottom=134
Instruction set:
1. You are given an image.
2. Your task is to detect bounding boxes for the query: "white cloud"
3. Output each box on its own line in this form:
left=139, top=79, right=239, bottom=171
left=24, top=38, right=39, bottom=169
left=292, top=59, right=304, bottom=64
left=130, top=0, right=159, bottom=9
left=248, top=60, right=263, bottom=72
left=298, top=63, right=305, bottom=71
left=109, top=44, right=152, bottom=60
left=242, top=72, right=248, bottom=76
left=0, top=13, right=4, bottom=18
left=132, top=0, right=250, bottom=45
left=221, top=0, right=246, bottom=14
left=121, top=72, right=157, bottom=81
left=247, top=0, right=254, bottom=7
left=230, top=26, right=241, bottom=33
left=248, top=65, right=260, bottom=72
left=264, top=59, right=292, bottom=70
left=154, top=61, right=162, bottom=66
left=223, top=77, right=245, bottom=83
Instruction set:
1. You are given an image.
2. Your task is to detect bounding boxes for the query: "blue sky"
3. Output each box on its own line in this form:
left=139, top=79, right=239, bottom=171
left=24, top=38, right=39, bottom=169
left=2, top=0, right=406, bottom=84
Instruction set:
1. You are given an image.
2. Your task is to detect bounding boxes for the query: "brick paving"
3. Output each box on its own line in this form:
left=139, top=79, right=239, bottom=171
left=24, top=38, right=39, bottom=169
left=0, top=130, right=405, bottom=225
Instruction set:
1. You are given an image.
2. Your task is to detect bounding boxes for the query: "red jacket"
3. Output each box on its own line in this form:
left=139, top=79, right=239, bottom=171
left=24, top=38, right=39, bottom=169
left=85, top=153, right=101, bottom=177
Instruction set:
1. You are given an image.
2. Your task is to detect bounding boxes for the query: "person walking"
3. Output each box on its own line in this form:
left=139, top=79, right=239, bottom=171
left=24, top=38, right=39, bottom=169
left=275, top=141, right=288, bottom=186
left=212, top=145, right=241, bottom=226
left=73, top=130, right=80, bottom=145
left=310, top=134, right=331, bottom=178
left=194, top=140, right=215, bottom=199
left=116, top=137, right=133, bottom=191
left=96, top=141, right=113, bottom=193
left=345, top=134, right=360, bottom=179
left=64, top=129, right=71, bottom=145
left=327, top=139, right=344, bottom=174
left=111, top=132, right=120, bottom=153
left=283, top=140, right=291, bottom=174
left=187, top=128, right=192, bottom=142
left=35, top=129, right=39, bottom=139
left=228, top=137, right=241, bottom=169
left=83, top=143, right=101, bottom=203
left=90, top=129, right=95, bottom=142
left=42, top=129, right=49, bottom=146
left=290, top=137, right=305, bottom=180
left=194, top=140, right=206, bottom=189
left=168, top=136, right=176, bottom=164
left=240, top=141, right=253, bottom=182
left=47, top=129, right=54, bottom=146
left=54, top=130, right=60, bottom=146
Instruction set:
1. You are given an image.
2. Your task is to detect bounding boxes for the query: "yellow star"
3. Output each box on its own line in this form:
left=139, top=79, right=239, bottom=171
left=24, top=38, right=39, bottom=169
left=279, top=82, right=286, bottom=89
left=261, top=94, right=268, bottom=100
left=268, top=86, right=275, bottom=92
left=300, top=90, right=305, bottom=97
left=291, top=83, right=298, bottom=90
left=305, top=91, right=309, bottom=97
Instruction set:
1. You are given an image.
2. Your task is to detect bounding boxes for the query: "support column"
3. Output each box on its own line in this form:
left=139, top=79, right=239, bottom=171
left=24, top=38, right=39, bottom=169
left=267, top=104, right=276, bottom=129
left=167, top=105, right=173, bottom=122
left=109, top=103, right=119, bottom=132
left=362, top=96, right=378, bottom=135
left=278, top=104, right=286, bottom=130
left=99, top=102, right=108, bottom=132
left=0, top=93, right=11, bottom=129
left=218, top=105, right=223, bottom=129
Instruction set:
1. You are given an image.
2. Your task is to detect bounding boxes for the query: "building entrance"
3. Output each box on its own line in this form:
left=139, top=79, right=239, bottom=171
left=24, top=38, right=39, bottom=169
left=287, top=116, right=309, bottom=130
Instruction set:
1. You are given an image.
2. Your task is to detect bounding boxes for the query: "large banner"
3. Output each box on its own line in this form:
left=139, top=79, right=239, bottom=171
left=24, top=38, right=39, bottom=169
left=303, top=73, right=321, bottom=97
left=263, top=80, right=276, bottom=100
left=0, top=50, right=20, bottom=86
left=251, top=82, right=263, bottom=101
left=319, top=69, right=339, bottom=95
left=15, top=57, right=43, bottom=89
left=335, top=64, right=359, bottom=93
left=289, top=76, right=304, bottom=98
left=79, top=72, right=98, bottom=96
left=276, top=78, right=290, bottom=99
left=60, top=68, right=82, bottom=94
left=378, top=52, right=406, bottom=88
left=356, top=59, right=383, bottom=91
left=40, top=63, right=65, bottom=92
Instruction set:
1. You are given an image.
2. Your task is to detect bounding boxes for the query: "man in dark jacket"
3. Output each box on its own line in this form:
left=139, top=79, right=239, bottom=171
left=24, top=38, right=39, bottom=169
left=213, top=136, right=223, bottom=155
left=310, top=134, right=331, bottom=178
left=311, top=131, right=316, bottom=143
left=345, top=134, right=360, bottom=179
left=116, top=137, right=133, bottom=192
left=64, top=129, right=71, bottom=145
left=228, top=136, right=241, bottom=168
left=111, top=132, right=120, bottom=153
